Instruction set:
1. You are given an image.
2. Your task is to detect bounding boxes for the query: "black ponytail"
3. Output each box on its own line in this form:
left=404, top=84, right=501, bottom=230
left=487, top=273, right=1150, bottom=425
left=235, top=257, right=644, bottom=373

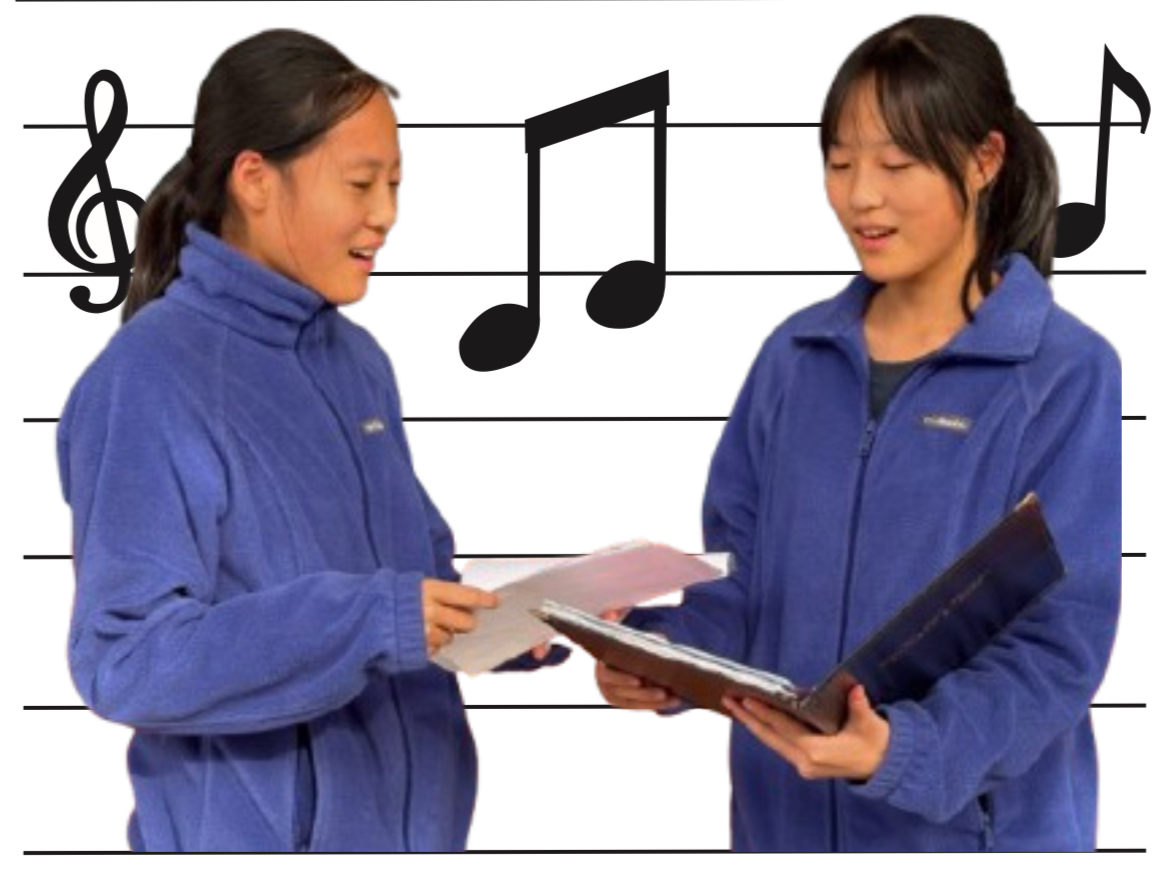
left=819, top=15, right=1059, bottom=321
left=123, top=29, right=398, bottom=323
left=125, top=151, right=197, bottom=323
left=966, top=105, right=1058, bottom=317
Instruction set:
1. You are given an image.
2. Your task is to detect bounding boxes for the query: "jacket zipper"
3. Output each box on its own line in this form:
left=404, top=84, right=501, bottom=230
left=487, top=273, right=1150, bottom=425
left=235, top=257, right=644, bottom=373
left=828, top=357, right=936, bottom=851
left=829, top=416, right=877, bottom=852
left=389, top=676, right=415, bottom=851
left=294, top=722, right=317, bottom=852
left=295, top=316, right=415, bottom=852
left=835, top=419, right=878, bottom=665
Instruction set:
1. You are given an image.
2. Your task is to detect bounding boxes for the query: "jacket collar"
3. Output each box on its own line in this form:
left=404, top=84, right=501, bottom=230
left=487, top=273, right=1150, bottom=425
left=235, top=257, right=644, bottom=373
left=792, top=253, right=1053, bottom=363
left=166, top=221, right=331, bottom=347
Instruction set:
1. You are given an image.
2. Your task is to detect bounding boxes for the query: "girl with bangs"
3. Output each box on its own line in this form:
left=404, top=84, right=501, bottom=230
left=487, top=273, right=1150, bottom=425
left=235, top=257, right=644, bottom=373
left=599, top=15, right=1122, bottom=852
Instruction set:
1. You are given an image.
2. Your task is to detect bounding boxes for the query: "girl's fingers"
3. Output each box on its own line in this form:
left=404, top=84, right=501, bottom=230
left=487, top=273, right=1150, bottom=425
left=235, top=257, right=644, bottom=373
left=595, top=662, right=680, bottom=710
left=424, top=579, right=500, bottom=609
left=726, top=698, right=786, bottom=750
left=605, top=690, right=676, bottom=710
left=744, top=699, right=820, bottom=754
left=596, top=662, right=645, bottom=688
left=610, top=684, right=674, bottom=705
left=725, top=697, right=812, bottom=773
left=428, top=604, right=479, bottom=634
left=742, top=697, right=804, bottom=737
left=426, top=626, right=454, bottom=654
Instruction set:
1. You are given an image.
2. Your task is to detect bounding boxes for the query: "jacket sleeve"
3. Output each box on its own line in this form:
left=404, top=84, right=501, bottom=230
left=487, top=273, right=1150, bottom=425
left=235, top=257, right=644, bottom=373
left=849, top=344, right=1122, bottom=823
left=625, top=340, right=777, bottom=664
left=413, top=475, right=460, bottom=584
left=370, top=344, right=569, bottom=674
left=59, top=355, right=430, bottom=737
left=368, top=329, right=461, bottom=585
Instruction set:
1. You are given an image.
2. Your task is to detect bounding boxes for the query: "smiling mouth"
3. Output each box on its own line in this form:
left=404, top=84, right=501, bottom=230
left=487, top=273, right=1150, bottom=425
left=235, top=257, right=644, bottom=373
left=855, top=228, right=897, bottom=251
left=349, top=250, right=377, bottom=272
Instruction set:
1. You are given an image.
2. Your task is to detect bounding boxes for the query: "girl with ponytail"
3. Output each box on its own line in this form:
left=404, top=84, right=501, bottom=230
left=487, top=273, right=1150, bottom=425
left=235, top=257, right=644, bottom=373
left=604, top=15, right=1121, bottom=852
left=58, top=29, right=562, bottom=852
left=124, top=29, right=404, bottom=322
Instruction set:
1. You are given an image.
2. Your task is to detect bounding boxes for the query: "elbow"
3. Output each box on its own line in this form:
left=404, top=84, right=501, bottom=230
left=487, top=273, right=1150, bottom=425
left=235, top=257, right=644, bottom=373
left=69, top=638, right=176, bottom=729
left=70, top=648, right=141, bottom=725
left=69, top=648, right=122, bottom=723
left=67, top=596, right=207, bottom=730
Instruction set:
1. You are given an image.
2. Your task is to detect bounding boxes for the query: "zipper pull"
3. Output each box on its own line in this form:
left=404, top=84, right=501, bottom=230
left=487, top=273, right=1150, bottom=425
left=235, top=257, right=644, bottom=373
left=859, top=420, right=877, bottom=458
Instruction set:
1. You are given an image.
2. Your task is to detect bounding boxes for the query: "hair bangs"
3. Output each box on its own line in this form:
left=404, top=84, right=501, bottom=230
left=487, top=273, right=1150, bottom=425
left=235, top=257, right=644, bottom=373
left=821, top=31, right=976, bottom=215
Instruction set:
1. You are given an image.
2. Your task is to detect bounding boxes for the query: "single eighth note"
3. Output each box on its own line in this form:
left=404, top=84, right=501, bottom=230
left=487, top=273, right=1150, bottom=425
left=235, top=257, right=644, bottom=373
left=1055, top=45, right=1150, bottom=259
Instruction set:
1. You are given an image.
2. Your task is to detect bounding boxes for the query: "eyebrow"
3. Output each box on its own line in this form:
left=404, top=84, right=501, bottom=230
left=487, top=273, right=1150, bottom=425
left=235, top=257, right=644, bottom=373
left=345, top=156, right=402, bottom=171
left=829, top=138, right=896, bottom=148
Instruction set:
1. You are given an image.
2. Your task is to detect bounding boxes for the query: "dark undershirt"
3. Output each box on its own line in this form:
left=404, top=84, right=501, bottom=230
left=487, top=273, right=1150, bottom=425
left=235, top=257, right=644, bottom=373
left=869, top=351, right=936, bottom=420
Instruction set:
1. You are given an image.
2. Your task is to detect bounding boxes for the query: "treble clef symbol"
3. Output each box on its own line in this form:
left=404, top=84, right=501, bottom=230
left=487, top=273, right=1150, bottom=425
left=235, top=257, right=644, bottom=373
left=47, top=70, right=144, bottom=314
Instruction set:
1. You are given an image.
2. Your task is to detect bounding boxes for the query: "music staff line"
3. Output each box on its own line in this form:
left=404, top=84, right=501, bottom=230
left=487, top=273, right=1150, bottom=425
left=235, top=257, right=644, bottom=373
left=20, top=553, right=1151, bottom=560
left=22, top=269, right=1150, bottom=278
left=22, top=416, right=1150, bottom=423
left=20, top=702, right=1149, bottom=711
left=23, top=121, right=1149, bottom=130
left=18, top=851, right=1151, bottom=860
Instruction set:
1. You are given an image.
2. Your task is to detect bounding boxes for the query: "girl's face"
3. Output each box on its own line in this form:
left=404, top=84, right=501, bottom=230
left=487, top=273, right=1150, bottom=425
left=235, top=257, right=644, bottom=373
left=230, top=90, right=402, bottom=305
left=824, top=79, right=991, bottom=296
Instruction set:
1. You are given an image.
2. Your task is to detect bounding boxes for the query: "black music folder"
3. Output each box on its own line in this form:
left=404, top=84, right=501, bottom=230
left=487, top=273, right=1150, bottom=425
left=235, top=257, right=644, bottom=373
left=533, top=493, right=1065, bottom=734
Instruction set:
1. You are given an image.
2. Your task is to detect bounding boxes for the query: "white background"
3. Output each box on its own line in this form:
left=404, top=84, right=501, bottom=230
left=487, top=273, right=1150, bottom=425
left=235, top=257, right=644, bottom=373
left=1, top=0, right=1164, bottom=869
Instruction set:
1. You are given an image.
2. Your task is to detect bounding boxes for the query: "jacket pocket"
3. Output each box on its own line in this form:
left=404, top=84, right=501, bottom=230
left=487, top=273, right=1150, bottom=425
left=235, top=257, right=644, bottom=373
left=294, top=723, right=318, bottom=852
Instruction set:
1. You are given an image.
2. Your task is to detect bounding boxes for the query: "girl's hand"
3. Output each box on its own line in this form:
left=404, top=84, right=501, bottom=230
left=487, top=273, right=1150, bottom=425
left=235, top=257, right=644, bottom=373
left=722, top=685, right=890, bottom=781
left=594, top=607, right=680, bottom=710
left=421, top=578, right=499, bottom=656
left=596, top=661, right=681, bottom=711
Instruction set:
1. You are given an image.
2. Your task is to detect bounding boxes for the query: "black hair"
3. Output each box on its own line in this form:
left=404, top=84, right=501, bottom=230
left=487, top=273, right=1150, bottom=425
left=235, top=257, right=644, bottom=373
left=123, top=29, right=399, bottom=323
left=820, top=15, right=1059, bottom=320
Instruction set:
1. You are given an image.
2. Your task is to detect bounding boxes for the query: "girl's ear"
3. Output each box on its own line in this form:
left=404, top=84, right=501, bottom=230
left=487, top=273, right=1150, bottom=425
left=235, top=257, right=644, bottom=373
left=226, top=150, right=276, bottom=216
left=971, top=130, right=1006, bottom=193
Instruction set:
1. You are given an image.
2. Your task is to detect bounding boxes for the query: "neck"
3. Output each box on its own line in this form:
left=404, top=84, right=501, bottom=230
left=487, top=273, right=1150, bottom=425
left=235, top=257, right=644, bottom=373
left=864, top=241, right=996, bottom=361
left=885, top=232, right=980, bottom=311
left=219, top=209, right=254, bottom=258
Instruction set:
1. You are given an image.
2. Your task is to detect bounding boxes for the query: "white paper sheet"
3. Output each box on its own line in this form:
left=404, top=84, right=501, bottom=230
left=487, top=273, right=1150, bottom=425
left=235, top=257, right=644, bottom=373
left=434, top=542, right=729, bottom=674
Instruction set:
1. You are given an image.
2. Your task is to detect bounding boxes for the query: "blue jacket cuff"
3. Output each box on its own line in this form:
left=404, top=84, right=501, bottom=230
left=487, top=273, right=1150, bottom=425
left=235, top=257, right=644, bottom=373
left=614, top=608, right=693, bottom=715
left=491, top=643, right=572, bottom=673
left=847, top=702, right=917, bottom=802
left=374, top=570, right=429, bottom=675
left=623, top=606, right=678, bottom=638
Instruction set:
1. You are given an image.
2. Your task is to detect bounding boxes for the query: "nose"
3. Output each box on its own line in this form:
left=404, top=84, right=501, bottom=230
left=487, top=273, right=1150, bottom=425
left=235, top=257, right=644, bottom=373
left=368, top=184, right=398, bottom=233
left=847, top=163, right=884, bottom=212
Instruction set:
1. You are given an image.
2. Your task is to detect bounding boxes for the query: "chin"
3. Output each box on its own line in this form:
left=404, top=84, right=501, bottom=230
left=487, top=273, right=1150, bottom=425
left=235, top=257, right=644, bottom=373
left=330, top=288, right=367, bottom=306
left=856, top=252, right=918, bottom=286
left=855, top=254, right=895, bottom=282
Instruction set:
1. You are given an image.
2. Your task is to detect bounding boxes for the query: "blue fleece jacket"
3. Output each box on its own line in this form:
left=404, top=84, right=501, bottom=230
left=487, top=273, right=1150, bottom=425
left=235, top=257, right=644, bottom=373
left=627, top=254, right=1122, bottom=851
left=57, top=223, right=561, bottom=852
